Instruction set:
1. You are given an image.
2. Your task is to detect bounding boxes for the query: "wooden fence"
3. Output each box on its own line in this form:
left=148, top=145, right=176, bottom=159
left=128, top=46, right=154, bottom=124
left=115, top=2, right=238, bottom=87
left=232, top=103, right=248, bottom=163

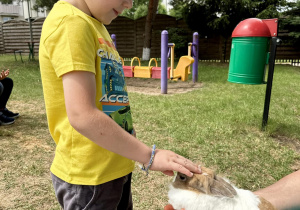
left=0, top=15, right=299, bottom=63
left=0, top=18, right=43, bottom=55
left=106, top=15, right=193, bottom=58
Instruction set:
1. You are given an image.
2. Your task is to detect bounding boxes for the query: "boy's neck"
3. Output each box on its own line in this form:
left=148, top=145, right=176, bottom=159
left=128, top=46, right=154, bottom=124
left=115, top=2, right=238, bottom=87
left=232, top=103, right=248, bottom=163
left=61, top=0, right=92, bottom=17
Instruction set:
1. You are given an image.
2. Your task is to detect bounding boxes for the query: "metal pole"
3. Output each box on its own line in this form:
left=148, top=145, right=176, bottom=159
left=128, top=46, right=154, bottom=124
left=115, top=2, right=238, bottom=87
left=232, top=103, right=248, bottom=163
left=169, top=43, right=175, bottom=78
left=26, top=0, right=34, bottom=60
left=262, top=37, right=281, bottom=130
left=27, top=0, right=33, bottom=43
left=161, top=30, right=168, bottom=94
left=192, top=32, right=199, bottom=83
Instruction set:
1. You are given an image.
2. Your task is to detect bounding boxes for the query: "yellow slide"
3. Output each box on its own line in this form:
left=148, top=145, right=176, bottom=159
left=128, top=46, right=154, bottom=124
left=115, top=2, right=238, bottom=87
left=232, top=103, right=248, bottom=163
left=173, top=56, right=194, bottom=81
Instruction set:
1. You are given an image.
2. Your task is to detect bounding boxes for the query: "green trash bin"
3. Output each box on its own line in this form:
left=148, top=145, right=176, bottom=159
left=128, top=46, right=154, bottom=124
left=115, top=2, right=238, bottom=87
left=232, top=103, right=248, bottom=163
left=228, top=18, right=272, bottom=85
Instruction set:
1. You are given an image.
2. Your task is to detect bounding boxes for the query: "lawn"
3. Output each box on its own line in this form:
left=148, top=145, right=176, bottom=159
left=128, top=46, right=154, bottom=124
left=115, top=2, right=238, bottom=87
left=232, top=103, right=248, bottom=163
left=0, top=55, right=299, bottom=209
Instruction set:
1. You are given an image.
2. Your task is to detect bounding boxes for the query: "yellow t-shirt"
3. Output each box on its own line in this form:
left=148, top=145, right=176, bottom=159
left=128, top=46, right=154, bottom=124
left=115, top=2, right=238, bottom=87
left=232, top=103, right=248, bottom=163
left=39, top=1, right=134, bottom=185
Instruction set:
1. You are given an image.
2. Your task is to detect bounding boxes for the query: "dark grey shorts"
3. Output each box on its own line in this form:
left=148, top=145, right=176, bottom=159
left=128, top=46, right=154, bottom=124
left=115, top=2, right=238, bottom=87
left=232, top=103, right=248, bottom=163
left=51, top=172, right=133, bottom=210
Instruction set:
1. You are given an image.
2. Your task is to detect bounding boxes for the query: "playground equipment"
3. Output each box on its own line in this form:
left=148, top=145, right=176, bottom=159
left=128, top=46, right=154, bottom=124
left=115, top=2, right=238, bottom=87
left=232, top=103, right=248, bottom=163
left=121, top=57, right=134, bottom=77
left=227, top=18, right=280, bottom=129
left=112, top=31, right=199, bottom=94
left=172, top=56, right=194, bottom=81
left=132, top=57, right=156, bottom=78
left=163, top=43, right=194, bottom=81
left=161, top=31, right=199, bottom=94
left=121, top=42, right=194, bottom=80
left=121, top=57, right=171, bottom=79
left=152, top=59, right=171, bottom=79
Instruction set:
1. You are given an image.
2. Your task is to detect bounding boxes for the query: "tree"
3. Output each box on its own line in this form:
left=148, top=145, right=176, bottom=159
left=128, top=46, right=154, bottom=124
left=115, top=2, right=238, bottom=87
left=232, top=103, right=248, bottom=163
left=170, top=0, right=289, bottom=61
left=142, top=0, right=160, bottom=60
left=121, top=0, right=167, bottom=60
left=0, top=0, right=56, bottom=11
left=121, top=0, right=147, bottom=19
left=34, top=0, right=57, bottom=10
left=280, top=0, right=300, bottom=45
left=172, top=0, right=288, bottom=38
left=122, top=0, right=167, bottom=60
left=0, top=0, right=13, bottom=4
left=134, top=3, right=166, bottom=19
left=121, top=0, right=167, bottom=19
left=169, top=3, right=185, bottom=19
left=0, top=0, right=58, bottom=10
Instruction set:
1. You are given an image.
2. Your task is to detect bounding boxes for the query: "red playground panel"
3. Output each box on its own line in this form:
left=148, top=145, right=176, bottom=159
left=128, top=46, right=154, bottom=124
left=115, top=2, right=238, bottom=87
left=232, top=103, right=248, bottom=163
left=152, top=67, right=170, bottom=79
left=123, top=66, right=134, bottom=77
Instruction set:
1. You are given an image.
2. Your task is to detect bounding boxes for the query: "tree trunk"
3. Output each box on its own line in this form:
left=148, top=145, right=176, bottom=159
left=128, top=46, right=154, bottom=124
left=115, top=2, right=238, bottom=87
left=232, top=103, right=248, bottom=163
left=223, top=37, right=228, bottom=63
left=142, top=0, right=159, bottom=60
left=219, top=36, right=228, bottom=63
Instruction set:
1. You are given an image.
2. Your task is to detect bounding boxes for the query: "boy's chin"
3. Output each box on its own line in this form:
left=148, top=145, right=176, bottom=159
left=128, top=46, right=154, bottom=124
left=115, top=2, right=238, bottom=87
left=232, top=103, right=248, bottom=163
left=97, top=17, right=114, bottom=25
left=102, top=21, right=112, bottom=25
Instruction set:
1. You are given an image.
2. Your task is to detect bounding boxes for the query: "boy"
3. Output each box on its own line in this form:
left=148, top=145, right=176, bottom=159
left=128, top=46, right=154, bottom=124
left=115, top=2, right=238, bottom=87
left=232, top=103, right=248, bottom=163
left=39, top=0, right=201, bottom=209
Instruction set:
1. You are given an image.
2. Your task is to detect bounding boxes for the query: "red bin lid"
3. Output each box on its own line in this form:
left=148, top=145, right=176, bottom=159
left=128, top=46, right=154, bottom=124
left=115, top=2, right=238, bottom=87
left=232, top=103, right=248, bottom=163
left=232, top=18, right=271, bottom=37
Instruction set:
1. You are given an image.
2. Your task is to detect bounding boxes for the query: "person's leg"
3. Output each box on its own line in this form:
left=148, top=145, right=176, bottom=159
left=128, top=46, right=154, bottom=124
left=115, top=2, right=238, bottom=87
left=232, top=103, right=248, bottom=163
left=0, top=77, right=13, bottom=109
left=0, top=81, right=15, bottom=125
left=51, top=172, right=133, bottom=210
left=0, top=81, right=3, bottom=97
left=0, top=77, right=19, bottom=118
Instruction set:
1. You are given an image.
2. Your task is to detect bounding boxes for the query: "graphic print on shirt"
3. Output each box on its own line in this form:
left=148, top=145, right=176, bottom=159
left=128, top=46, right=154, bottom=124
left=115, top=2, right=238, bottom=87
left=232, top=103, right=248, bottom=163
left=99, top=57, right=133, bottom=134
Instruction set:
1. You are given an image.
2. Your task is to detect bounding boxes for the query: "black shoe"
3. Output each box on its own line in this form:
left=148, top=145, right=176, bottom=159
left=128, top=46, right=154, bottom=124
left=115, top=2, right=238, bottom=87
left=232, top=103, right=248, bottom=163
left=1, top=108, right=19, bottom=119
left=0, top=113, right=15, bottom=125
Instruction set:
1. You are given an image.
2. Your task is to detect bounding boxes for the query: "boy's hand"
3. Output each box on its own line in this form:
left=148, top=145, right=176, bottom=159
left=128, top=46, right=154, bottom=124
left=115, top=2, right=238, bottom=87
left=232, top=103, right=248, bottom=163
left=150, top=149, right=201, bottom=177
left=164, top=204, right=184, bottom=210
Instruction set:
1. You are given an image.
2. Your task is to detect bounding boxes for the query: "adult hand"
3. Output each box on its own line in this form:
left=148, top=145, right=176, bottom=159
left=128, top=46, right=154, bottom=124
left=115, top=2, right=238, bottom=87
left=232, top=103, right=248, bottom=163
left=164, top=204, right=184, bottom=210
left=0, top=69, right=9, bottom=80
left=150, top=149, right=201, bottom=177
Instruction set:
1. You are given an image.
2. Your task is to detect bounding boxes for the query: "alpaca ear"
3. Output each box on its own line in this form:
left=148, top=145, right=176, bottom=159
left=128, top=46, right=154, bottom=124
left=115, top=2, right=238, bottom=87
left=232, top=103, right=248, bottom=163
left=210, top=176, right=237, bottom=198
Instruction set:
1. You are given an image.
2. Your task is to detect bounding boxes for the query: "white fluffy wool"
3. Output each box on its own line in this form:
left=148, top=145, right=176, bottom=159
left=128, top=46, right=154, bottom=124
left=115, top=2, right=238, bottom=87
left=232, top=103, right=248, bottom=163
left=168, top=184, right=261, bottom=210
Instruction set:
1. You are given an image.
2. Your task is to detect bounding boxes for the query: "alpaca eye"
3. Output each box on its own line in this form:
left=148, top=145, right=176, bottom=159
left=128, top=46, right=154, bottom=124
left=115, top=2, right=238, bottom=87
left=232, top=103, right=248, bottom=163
left=179, top=175, right=186, bottom=181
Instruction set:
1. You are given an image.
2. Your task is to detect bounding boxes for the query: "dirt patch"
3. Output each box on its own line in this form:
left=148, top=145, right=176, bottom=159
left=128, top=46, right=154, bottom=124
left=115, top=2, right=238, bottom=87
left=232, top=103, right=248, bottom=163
left=271, top=134, right=300, bottom=171
left=272, top=134, right=300, bottom=154
left=125, top=77, right=203, bottom=95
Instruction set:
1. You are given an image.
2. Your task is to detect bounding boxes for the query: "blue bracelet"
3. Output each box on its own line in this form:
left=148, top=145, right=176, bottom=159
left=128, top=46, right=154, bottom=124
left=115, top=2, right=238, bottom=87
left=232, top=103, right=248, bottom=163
left=140, top=145, right=156, bottom=176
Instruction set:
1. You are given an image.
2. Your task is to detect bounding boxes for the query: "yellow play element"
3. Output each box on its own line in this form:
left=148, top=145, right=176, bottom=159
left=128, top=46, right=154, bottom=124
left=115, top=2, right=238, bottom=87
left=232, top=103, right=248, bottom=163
left=133, top=57, right=157, bottom=78
left=188, top=43, right=192, bottom=74
left=169, top=43, right=175, bottom=78
left=172, top=56, right=194, bottom=81
left=130, top=56, right=140, bottom=73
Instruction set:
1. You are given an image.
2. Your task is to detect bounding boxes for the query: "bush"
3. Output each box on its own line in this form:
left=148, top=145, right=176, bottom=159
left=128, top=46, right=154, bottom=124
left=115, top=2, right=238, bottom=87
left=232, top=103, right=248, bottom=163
left=166, top=27, right=190, bottom=58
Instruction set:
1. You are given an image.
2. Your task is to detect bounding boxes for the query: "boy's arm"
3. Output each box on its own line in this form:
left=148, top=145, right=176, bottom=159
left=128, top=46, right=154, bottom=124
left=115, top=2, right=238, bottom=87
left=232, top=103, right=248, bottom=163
left=62, top=71, right=201, bottom=177
left=254, top=170, right=300, bottom=210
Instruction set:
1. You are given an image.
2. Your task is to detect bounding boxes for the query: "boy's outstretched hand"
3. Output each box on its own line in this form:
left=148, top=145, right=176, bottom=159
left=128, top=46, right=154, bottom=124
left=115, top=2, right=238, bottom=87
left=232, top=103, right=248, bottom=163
left=164, top=204, right=184, bottom=210
left=150, top=149, right=201, bottom=177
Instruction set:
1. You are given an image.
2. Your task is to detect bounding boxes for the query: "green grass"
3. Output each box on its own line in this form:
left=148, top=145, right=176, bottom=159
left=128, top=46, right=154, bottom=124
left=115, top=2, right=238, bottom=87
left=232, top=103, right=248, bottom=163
left=0, top=55, right=299, bottom=209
